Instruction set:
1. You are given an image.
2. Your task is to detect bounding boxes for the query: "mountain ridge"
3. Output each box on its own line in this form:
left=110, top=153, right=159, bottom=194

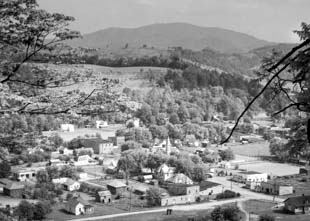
left=68, top=22, right=275, bottom=53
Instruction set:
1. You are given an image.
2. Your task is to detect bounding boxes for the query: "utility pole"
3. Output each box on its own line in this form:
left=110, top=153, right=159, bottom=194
left=129, top=185, right=132, bottom=212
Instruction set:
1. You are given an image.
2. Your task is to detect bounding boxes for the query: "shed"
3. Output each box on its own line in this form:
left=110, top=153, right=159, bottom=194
left=3, top=181, right=24, bottom=198
left=95, top=190, right=112, bottom=204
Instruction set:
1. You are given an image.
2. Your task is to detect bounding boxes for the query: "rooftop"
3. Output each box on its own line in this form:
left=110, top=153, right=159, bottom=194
left=239, top=171, right=262, bottom=175
left=107, top=180, right=127, bottom=188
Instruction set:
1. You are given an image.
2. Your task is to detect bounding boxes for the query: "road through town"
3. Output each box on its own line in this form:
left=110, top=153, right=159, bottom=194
left=69, top=177, right=282, bottom=221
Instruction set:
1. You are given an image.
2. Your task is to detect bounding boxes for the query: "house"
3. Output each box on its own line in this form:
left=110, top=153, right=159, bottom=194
left=102, top=158, right=118, bottom=170
left=95, top=190, right=112, bottom=204
left=96, top=120, right=108, bottom=129
left=63, top=179, right=80, bottom=191
left=160, top=194, right=197, bottom=206
left=12, top=168, right=37, bottom=182
left=126, top=118, right=140, bottom=128
left=65, top=197, right=94, bottom=216
left=232, top=171, right=268, bottom=184
left=259, top=181, right=294, bottom=196
left=157, top=164, right=176, bottom=181
left=108, top=136, right=125, bottom=147
left=270, top=127, right=290, bottom=137
left=77, top=173, right=88, bottom=181
left=72, top=155, right=98, bottom=166
left=74, top=147, right=94, bottom=156
left=284, top=195, right=310, bottom=214
left=107, top=180, right=127, bottom=195
left=166, top=173, right=194, bottom=185
left=167, top=184, right=200, bottom=196
left=93, top=140, right=115, bottom=155
left=133, top=186, right=149, bottom=196
left=60, top=124, right=74, bottom=132
left=3, top=181, right=25, bottom=198
left=199, top=181, right=224, bottom=196
left=61, top=147, right=74, bottom=156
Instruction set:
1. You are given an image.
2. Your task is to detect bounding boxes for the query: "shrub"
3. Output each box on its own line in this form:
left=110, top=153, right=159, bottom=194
left=259, top=214, right=275, bottom=221
left=216, top=190, right=240, bottom=200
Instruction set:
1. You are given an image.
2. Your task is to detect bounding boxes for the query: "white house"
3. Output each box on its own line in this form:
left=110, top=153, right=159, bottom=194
left=63, top=179, right=80, bottom=191
left=52, top=178, right=80, bottom=191
left=102, top=158, right=118, bottom=170
left=72, top=155, right=98, bottom=166
left=65, top=197, right=94, bottom=216
left=166, top=173, right=193, bottom=185
left=157, top=164, right=175, bottom=181
left=96, top=120, right=108, bottom=129
left=61, top=124, right=75, bottom=132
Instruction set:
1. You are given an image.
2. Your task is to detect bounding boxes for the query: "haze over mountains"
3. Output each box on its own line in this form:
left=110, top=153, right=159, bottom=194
left=69, top=23, right=275, bottom=53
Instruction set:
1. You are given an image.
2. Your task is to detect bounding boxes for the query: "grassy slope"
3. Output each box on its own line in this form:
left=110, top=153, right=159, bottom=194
left=36, top=63, right=169, bottom=93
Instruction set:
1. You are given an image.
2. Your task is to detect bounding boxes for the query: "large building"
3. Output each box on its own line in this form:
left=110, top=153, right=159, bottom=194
left=232, top=171, right=268, bottom=184
left=12, top=168, right=37, bottom=182
left=93, top=141, right=115, bottom=155
left=258, top=181, right=294, bottom=196
left=284, top=195, right=310, bottom=214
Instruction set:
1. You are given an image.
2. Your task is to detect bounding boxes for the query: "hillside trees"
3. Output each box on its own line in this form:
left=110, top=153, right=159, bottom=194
left=223, top=23, right=310, bottom=147
left=0, top=0, right=132, bottom=162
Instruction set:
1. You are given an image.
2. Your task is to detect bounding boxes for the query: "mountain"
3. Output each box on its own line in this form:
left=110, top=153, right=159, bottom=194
left=68, top=23, right=273, bottom=53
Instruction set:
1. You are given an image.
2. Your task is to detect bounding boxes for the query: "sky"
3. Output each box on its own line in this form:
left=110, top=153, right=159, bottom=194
left=38, top=0, right=310, bottom=43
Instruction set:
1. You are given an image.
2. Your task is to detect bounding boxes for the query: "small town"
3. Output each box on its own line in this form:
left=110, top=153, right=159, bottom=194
left=1, top=0, right=310, bottom=221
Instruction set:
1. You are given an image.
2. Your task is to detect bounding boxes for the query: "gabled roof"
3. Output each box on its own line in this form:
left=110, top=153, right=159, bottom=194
left=64, top=178, right=79, bottom=186
left=66, top=197, right=90, bottom=208
left=97, top=190, right=111, bottom=196
left=4, top=181, right=25, bottom=190
left=284, top=195, right=310, bottom=207
left=157, top=164, right=175, bottom=173
left=166, top=173, right=193, bottom=185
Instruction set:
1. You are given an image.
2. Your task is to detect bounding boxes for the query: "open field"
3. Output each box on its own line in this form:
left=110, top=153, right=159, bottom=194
left=41, top=63, right=169, bottom=93
left=42, top=125, right=124, bottom=141
left=238, top=161, right=300, bottom=177
left=243, top=200, right=310, bottom=221
left=228, top=141, right=271, bottom=157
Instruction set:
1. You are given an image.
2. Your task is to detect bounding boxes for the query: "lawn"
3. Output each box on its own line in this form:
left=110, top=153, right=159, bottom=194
left=243, top=200, right=310, bottom=221
left=104, top=210, right=211, bottom=221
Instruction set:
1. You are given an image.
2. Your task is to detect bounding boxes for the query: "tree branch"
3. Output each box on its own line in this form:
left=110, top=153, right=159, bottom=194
left=220, top=40, right=310, bottom=144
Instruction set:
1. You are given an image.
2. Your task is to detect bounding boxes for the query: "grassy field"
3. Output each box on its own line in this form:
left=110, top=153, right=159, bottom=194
left=228, top=141, right=271, bottom=157
left=238, top=161, right=300, bottom=177
left=243, top=200, right=310, bottom=221
left=42, top=63, right=169, bottom=93
left=42, top=125, right=124, bottom=141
